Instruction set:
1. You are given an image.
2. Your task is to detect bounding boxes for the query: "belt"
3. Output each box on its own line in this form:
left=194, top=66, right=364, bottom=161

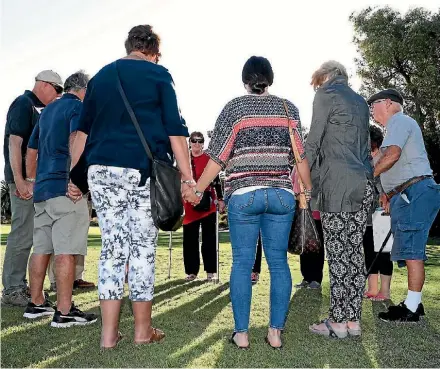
left=386, top=175, right=433, bottom=200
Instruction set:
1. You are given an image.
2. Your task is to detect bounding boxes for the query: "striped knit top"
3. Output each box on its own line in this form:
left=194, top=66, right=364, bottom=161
left=206, top=94, right=306, bottom=198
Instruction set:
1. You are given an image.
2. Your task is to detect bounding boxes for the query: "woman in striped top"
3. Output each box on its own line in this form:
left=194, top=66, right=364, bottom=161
left=183, top=56, right=312, bottom=349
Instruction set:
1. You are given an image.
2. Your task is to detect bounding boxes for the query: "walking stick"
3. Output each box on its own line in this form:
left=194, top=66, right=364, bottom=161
left=367, top=229, right=392, bottom=275
left=167, top=231, right=173, bottom=279
left=215, top=203, right=220, bottom=284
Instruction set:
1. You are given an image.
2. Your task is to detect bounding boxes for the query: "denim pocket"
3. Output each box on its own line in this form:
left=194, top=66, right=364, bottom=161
left=427, top=183, right=440, bottom=192
left=274, top=189, right=296, bottom=211
left=228, top=191, right=255, bottom=210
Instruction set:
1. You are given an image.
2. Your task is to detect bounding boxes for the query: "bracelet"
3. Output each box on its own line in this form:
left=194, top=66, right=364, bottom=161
left=25, top=178, right=36, bottom=183
left=181, top=179, right=195, bottom=185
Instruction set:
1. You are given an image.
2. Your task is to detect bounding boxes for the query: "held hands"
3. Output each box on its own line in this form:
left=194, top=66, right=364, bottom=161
left=67, top=181, right=83, bottom=203
left=181, top=179, right=201, bottom=206
left=14, top=178, right=33, bottom=200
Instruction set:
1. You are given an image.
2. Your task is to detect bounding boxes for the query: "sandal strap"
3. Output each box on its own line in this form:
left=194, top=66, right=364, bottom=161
left=323, top=319, right=338, bottom=338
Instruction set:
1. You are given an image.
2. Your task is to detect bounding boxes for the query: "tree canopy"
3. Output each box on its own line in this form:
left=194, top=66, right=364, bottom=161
left=350, top=6, right=440, bottom=235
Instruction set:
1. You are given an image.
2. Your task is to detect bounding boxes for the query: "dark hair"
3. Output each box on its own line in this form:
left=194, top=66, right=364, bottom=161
left=124, top=25, right=160, bottom=56
left=242, top=56, right=274, bottom=95
left=64, top=70, right=89, bottom=92
left=190, top=131, right=204, bottom=140
left=370, top=124, right=384, bottom=151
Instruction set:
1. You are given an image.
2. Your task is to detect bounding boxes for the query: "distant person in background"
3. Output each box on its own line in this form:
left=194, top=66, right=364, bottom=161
left=2, top=70, right=63, bottom=307
left=293, top=133, right=325, bottom=290
left=48, top=255, right=95, bottom=291
left=251, top=235, right=262, bottom=285
left=295, top=211, right=325, bottom=289
left=183, top=132, right=225, bottom=282
left=363, top=125, right=393, bottom=301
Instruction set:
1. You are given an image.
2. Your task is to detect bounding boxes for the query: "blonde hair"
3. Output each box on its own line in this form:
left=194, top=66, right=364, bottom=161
left=311, top=60, right=348, bottom=90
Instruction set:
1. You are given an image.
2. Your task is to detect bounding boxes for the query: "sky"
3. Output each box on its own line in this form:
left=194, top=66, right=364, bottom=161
left=1, top=0, right=438, bottom=177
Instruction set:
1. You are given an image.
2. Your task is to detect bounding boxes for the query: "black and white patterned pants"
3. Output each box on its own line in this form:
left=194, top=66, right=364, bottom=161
left=321, top=183, right=374, bottom=323
left=88, top=165, right=158, bottom=302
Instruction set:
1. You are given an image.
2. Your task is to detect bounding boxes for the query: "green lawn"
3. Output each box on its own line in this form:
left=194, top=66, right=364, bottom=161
left=1, top=224, right=440, bottom=368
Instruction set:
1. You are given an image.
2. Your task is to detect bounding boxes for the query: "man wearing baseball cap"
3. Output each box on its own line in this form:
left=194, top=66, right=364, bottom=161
left=369, top=88, right=440, bottom=322
left=23, top=71, right=98, bottom=327
left=2, top=70, right=63, bottom=307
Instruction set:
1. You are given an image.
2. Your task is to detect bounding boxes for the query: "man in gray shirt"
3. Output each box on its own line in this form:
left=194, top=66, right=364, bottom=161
left=369, top=88, right=440, bottom=323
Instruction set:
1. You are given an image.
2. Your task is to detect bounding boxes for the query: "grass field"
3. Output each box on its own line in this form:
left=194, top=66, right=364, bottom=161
left=1, top=224, right=440, bottom=368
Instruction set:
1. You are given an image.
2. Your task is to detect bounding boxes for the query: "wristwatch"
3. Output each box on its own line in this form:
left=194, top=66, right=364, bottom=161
left=194, top=189, right=203, bottom=198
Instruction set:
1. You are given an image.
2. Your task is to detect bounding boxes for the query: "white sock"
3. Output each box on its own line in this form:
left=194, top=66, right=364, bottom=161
left=404, top=290, right=422, bottom=313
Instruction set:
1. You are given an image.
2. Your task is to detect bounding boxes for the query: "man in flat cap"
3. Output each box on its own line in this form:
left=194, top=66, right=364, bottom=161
left=369, top=88, right=440, bottom=322
left=2, top=70, right=63, bottom=307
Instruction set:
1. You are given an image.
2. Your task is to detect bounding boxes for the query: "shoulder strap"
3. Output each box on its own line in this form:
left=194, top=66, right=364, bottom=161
left=114, top=62, right=154, bottom=161
left=282, top=99, right=307, bottom=208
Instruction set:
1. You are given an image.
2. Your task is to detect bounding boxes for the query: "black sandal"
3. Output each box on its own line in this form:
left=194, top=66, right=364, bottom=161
left=229, top=332, right=250, bottom=350
left=264, top=336, right=283, bottom=350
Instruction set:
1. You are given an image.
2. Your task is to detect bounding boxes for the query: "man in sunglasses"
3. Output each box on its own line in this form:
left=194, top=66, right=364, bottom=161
left=2, top=70, right=63, bottom=307
left=369, top=88, right=440, bottom=323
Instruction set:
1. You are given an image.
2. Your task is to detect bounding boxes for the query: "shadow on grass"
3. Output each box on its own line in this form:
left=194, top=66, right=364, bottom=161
left=371, top=300, right=440, bottom=367
left=1, top=282, right=231, bottom=368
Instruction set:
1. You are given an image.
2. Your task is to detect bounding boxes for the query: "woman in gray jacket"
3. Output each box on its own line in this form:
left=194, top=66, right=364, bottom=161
left=306, top=61, right=373, bottom=338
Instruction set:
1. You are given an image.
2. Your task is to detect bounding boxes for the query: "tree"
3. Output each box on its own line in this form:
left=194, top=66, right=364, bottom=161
left=350, top=6, right=440, bottom=236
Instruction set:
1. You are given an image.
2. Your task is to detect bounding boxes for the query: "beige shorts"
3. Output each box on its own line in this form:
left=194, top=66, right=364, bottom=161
left=33, top=196, right=89, bottom=256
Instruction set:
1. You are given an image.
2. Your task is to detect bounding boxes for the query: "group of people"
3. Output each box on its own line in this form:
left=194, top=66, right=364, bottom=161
left=2, top=23, right=439, bottom=351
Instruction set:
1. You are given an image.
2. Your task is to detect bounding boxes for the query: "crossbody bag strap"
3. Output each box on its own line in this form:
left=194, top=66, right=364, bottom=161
left=114, top=62, right=154, bottom=162
left=282, top=99, right=307, bottom=209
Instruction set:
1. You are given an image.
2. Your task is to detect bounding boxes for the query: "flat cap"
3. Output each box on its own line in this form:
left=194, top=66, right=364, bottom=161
left=367, top=88, right=403, bottom=105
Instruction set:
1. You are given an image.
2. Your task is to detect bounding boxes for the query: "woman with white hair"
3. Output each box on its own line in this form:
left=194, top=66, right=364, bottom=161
left=306, top=61, right=374, bottom=338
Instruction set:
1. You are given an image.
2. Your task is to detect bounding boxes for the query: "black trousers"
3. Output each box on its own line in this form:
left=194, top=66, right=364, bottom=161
left=363, top=226, right=393, bottom=276
left=252, top=234, right=263, bottom=273
left=182, top=212, right=217, bottom=275
left=300, top=219, right=325, bottom=283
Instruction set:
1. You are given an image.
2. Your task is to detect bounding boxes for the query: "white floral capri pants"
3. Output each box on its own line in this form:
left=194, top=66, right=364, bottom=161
left=88, top=165, right=158, bottom=301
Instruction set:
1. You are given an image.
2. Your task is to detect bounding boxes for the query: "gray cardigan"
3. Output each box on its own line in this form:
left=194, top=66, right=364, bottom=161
left=305, top=76, right=373, bottom=213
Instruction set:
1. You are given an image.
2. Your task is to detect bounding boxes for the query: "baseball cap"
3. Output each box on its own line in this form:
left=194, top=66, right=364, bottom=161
left=35, top=70, right=63, bottom=89
left=367, top=88, right=404, bottom=105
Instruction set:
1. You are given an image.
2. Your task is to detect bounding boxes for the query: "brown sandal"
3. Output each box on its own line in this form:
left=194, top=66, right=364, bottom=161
left=100, top=331, right=123, bottom=351
left=134, top=328, right=165, bottom=345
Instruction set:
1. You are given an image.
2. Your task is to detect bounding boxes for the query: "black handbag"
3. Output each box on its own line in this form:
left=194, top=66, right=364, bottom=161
left=190, top=155, right=212, bottom=212
left=115, top=64, right=184, bottom=232
left=282, top=100, right=321, bottom=255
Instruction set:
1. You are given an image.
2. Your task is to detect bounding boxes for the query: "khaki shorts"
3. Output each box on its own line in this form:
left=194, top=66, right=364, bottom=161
left=33, top=196, right=89, bottom=256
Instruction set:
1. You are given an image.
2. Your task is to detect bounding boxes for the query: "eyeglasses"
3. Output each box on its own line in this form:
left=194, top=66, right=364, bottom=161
left=370, top=99, right=387, bottom=106
left=190, top=138, right=204, bottom=144
left=369, top=99, right=387, bottom=114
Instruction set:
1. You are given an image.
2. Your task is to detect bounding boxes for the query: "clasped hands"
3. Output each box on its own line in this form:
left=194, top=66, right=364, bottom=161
left=181, top=180, right=201, bottom=206
left=66, top=181, right=83, bottom=203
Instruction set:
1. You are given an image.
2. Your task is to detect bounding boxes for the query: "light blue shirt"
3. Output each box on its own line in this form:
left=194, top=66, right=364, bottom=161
left=380, top=112, right=432, bottom=193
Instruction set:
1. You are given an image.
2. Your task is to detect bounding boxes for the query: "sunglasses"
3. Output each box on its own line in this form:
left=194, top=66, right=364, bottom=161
left=48, top=82, right=63, bottom=94
left=190, top=138, right=204, bottom=144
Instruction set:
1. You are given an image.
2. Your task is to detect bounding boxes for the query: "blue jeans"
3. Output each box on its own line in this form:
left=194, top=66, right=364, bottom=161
left=390, top=178, right=440, bottom=267
left=227, top=188, right=295, bottom=332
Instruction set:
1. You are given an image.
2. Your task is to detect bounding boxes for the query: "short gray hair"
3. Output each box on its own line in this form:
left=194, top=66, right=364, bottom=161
left=311, top=60, right=348, bottom=89
left=64, top=70, right=90, bottom=92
